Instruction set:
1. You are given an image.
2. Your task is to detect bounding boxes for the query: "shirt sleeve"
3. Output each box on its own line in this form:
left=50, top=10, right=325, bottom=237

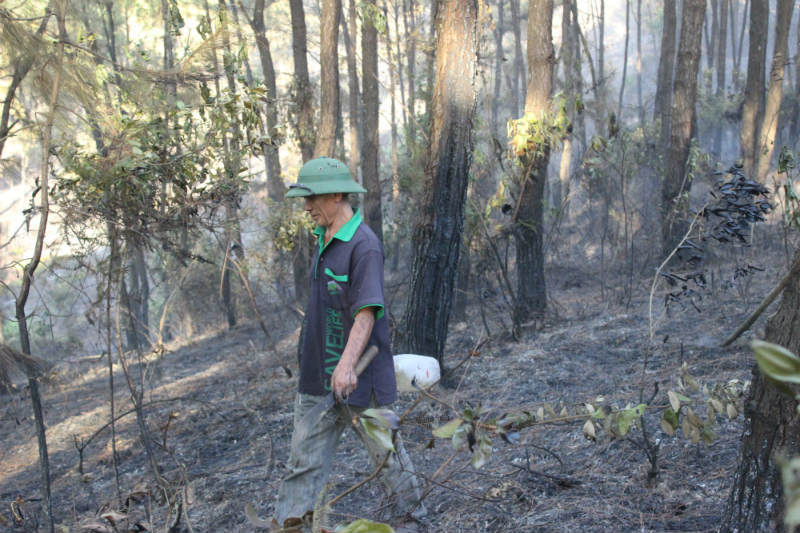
left=348, top=248, right=385, bottom=320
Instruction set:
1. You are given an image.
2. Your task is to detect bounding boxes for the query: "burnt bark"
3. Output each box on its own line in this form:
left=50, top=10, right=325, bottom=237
left=513, top=0, right=554, bottom=329
left=289, top=0, right=314, bottom=304
left=654, top=0, right=677, bottom=143
left=720, top=252, right=800, bottom=532
left=400, top=0, right=479, bottom=363
left=713, top=0, right=728, bottom=157
left=739, top=0, right=768, bottom=175
left=754, top=0, right=793, bottom=183
left=510, top=0, right=525, bottom=119
left=362, top=0, right=383, bottom=241
left=290, top=0, right=315, bottom=163
left=661, top=0, right=705, bottom=256
left=252, top=0, right=286, bottom=201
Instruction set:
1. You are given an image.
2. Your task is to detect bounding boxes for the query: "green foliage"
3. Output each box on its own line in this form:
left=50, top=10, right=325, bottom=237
left=359, top=408, right=399, bottom=453
left=777, top=147, right=800, bottom=229
left=359, top=2, right=388, bottom=34
left=507, top=95, right=572, bottom=160
left=750, top=340, right=800, bottom=528
left=335, top=518, right=394, bottom=533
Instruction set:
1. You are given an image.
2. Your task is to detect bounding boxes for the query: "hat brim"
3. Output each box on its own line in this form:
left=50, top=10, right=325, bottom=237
left=285, top=181, right=368, bottom=198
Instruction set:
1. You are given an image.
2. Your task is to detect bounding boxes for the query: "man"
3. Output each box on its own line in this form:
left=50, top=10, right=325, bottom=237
left=274, top=157, right=425, bottom=532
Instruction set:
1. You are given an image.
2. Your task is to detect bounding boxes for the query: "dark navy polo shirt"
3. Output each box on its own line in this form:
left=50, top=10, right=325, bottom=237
left=297, top=209, right=397, bottom=407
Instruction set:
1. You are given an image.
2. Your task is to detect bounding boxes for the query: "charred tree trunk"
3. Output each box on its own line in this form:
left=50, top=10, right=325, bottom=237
left=362, top=0, right=383, bottom=241
left=720, top=252, right=800, bottom=531
left=661, top=0, right=706, bottom=256
left=252, top=0, right=285, bottom=201
left=635, top=0, right=643, bottom=126
left=400, top=0, right=479, bottom=364
left=491, top=0, right=505, bottom=137
left=513, top=0, right=554, bottom=330
left=654, top=0, right=677, bottom=140
left=754, top=0, right=793, bottom=183
left=791, top=18, right=800, bottom=147
left=510, top=0, right=525, bottom=119
left=617, top=0, right=630, bottom=119
left=290, top=0, right=315, bottom=163
left=713, top=0, right=728, bottom=157
left=403, top=0, right=417, bottom=144
left=290, top=0, right=314, bottom=304
left=739, top=0, right=768, bottom=175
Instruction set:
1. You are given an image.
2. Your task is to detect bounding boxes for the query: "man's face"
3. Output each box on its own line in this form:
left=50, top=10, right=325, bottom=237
left=304, top=193, right=342, bottom=228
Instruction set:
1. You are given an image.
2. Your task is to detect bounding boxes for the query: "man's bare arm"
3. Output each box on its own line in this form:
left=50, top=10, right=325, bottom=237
left=331, top=307, right=376, bottom=400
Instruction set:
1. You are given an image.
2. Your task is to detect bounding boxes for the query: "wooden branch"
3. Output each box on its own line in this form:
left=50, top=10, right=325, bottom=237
left=722, top=267, right=796, bottom=346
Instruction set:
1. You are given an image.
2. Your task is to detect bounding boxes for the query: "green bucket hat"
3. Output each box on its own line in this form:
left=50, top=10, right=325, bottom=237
left=285, top=157, right=367, bottom=198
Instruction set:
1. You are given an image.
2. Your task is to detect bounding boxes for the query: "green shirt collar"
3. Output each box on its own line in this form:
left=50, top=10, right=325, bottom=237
left=313, top=208, right=362, bottom=252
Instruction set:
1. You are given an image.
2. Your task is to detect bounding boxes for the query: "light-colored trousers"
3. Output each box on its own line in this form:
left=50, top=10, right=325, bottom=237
left=274, top=393, right=426, bottom=524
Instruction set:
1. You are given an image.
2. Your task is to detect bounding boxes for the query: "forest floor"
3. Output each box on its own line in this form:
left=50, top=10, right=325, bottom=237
left=0, top=222, right=795, bottom=533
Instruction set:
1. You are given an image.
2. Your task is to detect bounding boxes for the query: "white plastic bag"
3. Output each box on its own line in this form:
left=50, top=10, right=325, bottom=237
left=393, top=354, right=440, bottom=392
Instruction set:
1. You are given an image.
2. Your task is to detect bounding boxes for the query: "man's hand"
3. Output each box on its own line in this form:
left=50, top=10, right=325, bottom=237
left=330, top=307, right=376, bottom=402
left=331, top=360, right=357, bottom=401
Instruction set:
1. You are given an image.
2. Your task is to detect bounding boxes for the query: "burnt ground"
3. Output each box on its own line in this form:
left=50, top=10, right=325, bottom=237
left=0, top=224, right=794, bottom=533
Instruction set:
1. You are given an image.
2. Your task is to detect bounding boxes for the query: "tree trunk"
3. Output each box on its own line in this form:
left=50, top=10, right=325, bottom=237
left=361, top=0, right=383, bottom=241
left=342, top=0, right=361, bottom=183
left=290, top=0, right=315, bottom=163
left=732, top=0, right=749, bottom=93
left=739, top=0, right=767, bottom=175
left=661, top=0, right=706, bottom=257
left=252, top=0, right=286, bottom=201
left=754, top=0, right=793, bottom=183
left=791, top=16, right=800, bottom=148
left=290, top=0, right=314, bottom=305
left=636, top=0, right=643, bottom=126
left=491, top=0, right=505, bottom=137
left=713, top=0, right=728, bottom=157
left=403, top=0, right=417, bottom=144
left=315, top=0, right=341, bottom=158
left=513, top=0, right=554, bottom=330
left=617, top=0, right=630, bottom=119
left=510, top=0, right=525, bottom=119
left=654, top=0, right=677, bottom=139
left=400, top=0, right=479, bottom=364
left=720, top=251, right=800, bottom=531
left=556, top=0, right=577, bottom=209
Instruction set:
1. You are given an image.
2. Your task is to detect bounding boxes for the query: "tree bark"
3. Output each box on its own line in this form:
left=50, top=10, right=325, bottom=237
left=791, top=14, right=800, bottom=147
left=513, top=0, right=554, bottom=329
left=510, top=0, right=525, bottom=119
left=314, top=0, right=342, bottom=158
left=617, top=0, right=630, bottom=119
left=654, top=0, right=677, bottom=138
left=491, top=0, right=505, bottom=137
left=361, top=0, right=383, bottom=241
left=400, top=0, right=479, bottom=364
left=713, top=0, right=728, bottom=156
left=754, top=0, right=793, bottom=183
left=290, top=0, right=315, bottom=163
left=635, top=0, right=643, bottom=126
left=342, top=0, right=361, bottom=183
left=661, top=0, right=706, bottom=257
left=739, top=0, right=767, bottom=175
left=720, top=251, right=800, bottom=532
left=252, top=0, right=286, bottom=201
left=289, top=0, right=313, bottom=305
